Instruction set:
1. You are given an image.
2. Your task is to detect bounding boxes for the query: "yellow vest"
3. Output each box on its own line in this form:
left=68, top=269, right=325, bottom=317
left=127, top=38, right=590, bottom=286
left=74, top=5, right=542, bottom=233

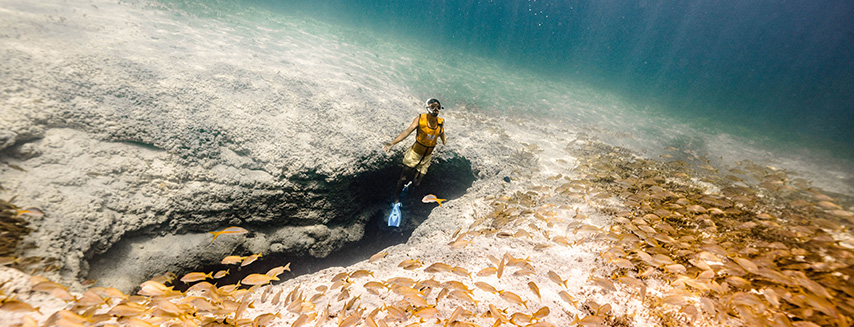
left=415, top=114, right=443, bottom=148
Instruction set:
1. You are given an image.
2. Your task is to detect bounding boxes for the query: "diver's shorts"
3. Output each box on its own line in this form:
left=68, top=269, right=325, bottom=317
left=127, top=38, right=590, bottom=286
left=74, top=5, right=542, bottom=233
left=403, top=148, right=433, bottom=175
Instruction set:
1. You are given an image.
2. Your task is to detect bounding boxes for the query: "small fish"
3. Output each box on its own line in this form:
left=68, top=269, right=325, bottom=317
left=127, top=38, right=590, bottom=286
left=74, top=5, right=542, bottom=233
left=338, top=310, right=363, bottom=327
left=180, top=271, right=213, bottom=283
left=548, top=270, right=567, bottom=288
left=344, top=295, right=361, bottom=311
left=107, top=303, right=146, bottom=317
left=221, top=255, right=246, bottom=265
left=384, top=304, right=408, bottom=321
left=266, top=264, right=291, bottom=278
left=254, top=313, right=281, bottom=327
left=488, top=304, right=509, bottom=323
left=474, top=281, right=500, bottom=294
left=403, top=293, right=429, bottom=307
left=558, top=291, right=577, bottom=308
left=422, top=194, right=447, bottom=206
left=332, top=272, right=350, bottom=282
left=271, top=290, right=283, bottom=305
left=241, top=252, right=263, bottom=267
left=425, top=262, right=454, bottom=273
left=448, top=238, right=473, bottom=248
left=15, top=207, right=44, bottom=218
left=447, top=306, right=466, bottom=324
left=414, top=306, right=441, bottom=320
left=442, top=280, right=472, bottom=293
left=572, top=315, right=606, bottom=326
left=208, top=226, right=249, bottom=242
left=369, top=251, right=388, bottom=262
left=349, top=269, right=374, bottom=279
left=31, top=281, right=66, bottom=292
left=0, top=300, right=39, bottom=313
left=451, top=266, right=471, bottom=278
left=499, top=290, right=528, bottom=309
left=527, top=281, right=541, bottom=299
left=214, top=270, right=229, bottom=279
left=497, top=256, right=506, bottom=279
left=151, top=299, right=182, bottom=315
left=449, top=290, right=479, bottom=307
left=337, top=288, right=350, bottom=302
left=510, top=312, right=533, bottom=325
left=533, top=306, right=550, bottom=319
left=398, top=259, right=422, bottom=270
left=240, top=274, right=279, bottom=285
left=363, top=281, right=386, bottom=295
left=138, top=281, right=174, bottom=297
left=591, top=277, right=616, bottom=291
left=732, top=257, right=758, bottom=274
left=77, top=290, right=106, bottom=307
left=291, top=313, right=314, bottom=327
left=476, top=267, right=497, bottom=277
left=51, top=287, right=75, bottom=301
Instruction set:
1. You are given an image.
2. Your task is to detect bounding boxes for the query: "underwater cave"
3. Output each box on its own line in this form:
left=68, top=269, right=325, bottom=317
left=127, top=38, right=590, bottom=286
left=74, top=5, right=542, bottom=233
left=89, top=153, right=477, bottom=291
left=175, top=154, right=477, bottom=290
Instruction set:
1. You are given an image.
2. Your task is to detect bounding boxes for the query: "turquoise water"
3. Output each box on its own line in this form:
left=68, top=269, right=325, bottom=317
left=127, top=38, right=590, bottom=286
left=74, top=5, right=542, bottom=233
left=307, top=1, right=852, bottom=153
left=149, top=0, right=853, bottom=188
left=237, top=0, right=854, bottom=159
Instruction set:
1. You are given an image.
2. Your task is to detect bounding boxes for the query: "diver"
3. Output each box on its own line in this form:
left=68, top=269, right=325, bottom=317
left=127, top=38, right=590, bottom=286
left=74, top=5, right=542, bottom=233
left=382, top=98, right=446, bottom=226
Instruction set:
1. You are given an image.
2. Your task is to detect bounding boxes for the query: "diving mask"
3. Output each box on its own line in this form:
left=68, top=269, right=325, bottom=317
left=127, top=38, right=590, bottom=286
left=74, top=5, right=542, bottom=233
left=425, top=98, right=442, bottom=116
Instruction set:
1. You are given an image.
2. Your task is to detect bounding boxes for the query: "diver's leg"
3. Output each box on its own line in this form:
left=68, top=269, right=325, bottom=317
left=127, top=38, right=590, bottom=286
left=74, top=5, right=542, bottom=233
left=413, top=172, right=425, bottom=187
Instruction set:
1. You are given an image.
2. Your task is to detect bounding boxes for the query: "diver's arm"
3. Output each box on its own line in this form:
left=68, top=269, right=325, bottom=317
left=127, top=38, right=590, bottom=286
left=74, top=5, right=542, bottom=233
left=440, top=130, right=446, bottom=145
left=383, top=117, right=419, bottom=152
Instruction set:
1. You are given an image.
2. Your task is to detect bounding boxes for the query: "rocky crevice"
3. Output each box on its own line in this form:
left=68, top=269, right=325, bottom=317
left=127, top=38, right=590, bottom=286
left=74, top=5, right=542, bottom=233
left=81, top=153, right=476, bottom=291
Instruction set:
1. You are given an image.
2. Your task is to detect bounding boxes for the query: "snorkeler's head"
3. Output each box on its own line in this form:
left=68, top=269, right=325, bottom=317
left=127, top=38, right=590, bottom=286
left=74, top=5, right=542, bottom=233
left=426, top=98, right=442, bottom=116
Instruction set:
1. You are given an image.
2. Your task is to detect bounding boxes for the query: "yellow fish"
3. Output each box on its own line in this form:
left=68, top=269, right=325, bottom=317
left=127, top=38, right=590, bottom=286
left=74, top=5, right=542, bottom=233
left=349, top=269, right=373, bottom=279
left=528, top=281, right=541, bottom=299
left=475, top=281, right=500, bottom=294
left=138, top=281, right=173, bottom=297
left=15, top=207, right=44, bottom=218
left=107, top=303, right=146, bottom=317
left=414, top=306, right=442, bottom=320
left=241, top=252, right=263, bottom=267
left=499, top=290, right=528, bottom=309
left=180, top=271, right=213, bottom=283
left=548, top=270, right=567, bottom=288
left=422, top=194, right=447, bottom=206
left=369, top=251, right=388, bottom=262
left=241, top=273, right=279, bottom=286
left=214, top=270, right=229, bottom=279
left=221, top=255, right=245, bottom=265
left=558, top=290, right=578, bottom=308
left=266, top=263, right=291, bottom=278
left=477, top=267, right=497, bottom=277
left=208, top=226, right=249, bottom=242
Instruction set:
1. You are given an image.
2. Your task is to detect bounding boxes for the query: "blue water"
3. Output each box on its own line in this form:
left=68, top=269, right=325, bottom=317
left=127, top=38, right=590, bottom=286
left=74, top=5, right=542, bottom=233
left=244, top=0, right=854, bottom=160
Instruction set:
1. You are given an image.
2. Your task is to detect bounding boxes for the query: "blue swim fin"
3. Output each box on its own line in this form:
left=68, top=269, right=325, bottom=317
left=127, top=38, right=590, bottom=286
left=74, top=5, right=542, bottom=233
left=388, top=202, right=402, bottom=227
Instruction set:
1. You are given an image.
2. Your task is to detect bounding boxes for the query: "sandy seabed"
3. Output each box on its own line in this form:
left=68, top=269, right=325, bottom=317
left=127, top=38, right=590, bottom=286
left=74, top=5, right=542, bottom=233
left=3, top=113, right=854, bottom=326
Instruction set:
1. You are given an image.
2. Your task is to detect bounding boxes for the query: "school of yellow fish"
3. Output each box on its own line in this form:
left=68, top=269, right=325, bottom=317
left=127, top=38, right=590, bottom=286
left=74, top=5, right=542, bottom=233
left=1, top=137, right=853, bottom=327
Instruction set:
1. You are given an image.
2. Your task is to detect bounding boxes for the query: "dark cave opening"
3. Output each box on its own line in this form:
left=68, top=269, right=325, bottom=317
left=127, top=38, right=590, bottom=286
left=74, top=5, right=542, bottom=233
left=171, top=153, right=477, bottom=291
